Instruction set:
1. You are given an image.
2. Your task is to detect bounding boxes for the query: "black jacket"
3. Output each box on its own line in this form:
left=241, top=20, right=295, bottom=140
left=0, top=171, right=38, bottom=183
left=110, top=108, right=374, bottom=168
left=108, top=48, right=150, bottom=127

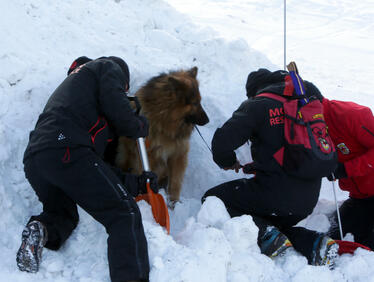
left=24, top=57, right=146, bottom=161
left=212, top=69, right=322, bottom=215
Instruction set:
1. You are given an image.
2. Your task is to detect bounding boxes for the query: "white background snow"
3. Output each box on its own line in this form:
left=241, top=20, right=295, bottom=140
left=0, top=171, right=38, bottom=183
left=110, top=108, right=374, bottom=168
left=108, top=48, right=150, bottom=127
left=1, top=0, right=374, bottom=281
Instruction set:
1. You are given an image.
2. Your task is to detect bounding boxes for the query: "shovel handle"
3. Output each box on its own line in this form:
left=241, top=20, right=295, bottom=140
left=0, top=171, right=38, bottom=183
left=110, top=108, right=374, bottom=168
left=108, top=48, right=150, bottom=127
left=137, top=137, right=150, bottom=172
left=137, top=137, right=153, bottom=192
left=136, top=137, right=170, bottom=234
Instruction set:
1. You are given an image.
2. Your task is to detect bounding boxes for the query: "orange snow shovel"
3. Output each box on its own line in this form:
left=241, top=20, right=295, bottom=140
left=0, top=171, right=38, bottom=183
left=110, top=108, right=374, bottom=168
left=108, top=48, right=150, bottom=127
left=135, top=137, right=170, bottom=234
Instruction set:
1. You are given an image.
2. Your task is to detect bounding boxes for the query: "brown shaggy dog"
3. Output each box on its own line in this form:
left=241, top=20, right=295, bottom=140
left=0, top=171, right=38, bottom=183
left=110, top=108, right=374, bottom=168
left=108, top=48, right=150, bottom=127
left=116, top=67, right=209, bottom=204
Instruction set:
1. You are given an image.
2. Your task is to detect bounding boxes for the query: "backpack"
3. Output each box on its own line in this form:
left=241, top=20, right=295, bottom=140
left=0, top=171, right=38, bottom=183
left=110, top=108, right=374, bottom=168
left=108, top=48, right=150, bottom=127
left=257, top=63, right=337, bottom=179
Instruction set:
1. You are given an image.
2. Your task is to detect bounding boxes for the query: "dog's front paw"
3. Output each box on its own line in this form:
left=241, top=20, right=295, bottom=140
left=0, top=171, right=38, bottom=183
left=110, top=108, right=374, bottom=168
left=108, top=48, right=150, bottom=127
left=167, top=200, right=179, bottom=210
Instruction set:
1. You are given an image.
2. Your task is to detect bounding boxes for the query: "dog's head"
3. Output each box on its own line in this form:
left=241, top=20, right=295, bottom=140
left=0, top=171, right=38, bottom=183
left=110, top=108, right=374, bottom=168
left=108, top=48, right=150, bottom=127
left=167, top=67, right=209, bottom=126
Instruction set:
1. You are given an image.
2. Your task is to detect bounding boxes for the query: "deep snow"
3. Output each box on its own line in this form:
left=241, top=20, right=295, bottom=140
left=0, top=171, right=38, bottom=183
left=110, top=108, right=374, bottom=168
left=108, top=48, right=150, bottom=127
left=0, top=0, right=373, bottom=281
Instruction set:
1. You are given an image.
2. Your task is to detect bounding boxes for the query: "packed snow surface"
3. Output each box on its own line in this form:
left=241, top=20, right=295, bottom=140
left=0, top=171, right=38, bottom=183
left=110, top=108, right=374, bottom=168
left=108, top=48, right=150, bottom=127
left=1, top=0, right=374, bottom=281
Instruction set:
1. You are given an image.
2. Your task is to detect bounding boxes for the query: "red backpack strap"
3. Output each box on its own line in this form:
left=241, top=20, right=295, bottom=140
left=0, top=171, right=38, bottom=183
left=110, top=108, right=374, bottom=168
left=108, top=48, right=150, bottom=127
left=283, top=75, right=294, bottom=96
left=257, top=93, right=288, bottom=103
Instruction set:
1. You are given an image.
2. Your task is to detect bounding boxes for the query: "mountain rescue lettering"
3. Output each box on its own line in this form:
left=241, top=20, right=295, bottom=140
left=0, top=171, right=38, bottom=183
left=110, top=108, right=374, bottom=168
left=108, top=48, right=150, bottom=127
left=269, top=107, right=284, bottom=126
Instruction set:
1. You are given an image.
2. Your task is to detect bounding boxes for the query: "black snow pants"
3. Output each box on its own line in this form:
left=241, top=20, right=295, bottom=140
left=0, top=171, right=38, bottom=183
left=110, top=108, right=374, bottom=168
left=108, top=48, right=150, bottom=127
left=24, top=147, right=150, bottom=282
left=328, top=196, right=374, bottom=250
left=203, top=178, right=323, bottom=264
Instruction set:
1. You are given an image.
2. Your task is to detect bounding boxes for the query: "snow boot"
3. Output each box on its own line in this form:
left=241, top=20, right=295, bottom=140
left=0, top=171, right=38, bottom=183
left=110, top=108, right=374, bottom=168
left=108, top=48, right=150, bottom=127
left=259, top=226, right=293, bottom=258
left=311, top=235, right=339, bottom=269
left=16, top=220, right=47, bottom=273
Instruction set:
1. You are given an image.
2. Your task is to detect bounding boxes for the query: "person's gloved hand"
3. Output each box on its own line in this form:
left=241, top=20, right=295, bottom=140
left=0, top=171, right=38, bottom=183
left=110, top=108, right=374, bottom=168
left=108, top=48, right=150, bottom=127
left=223, top=160, right=241, bottom=173
left=327, top=162, right=347, bottom=181
left=138, top=171, right=159, bottom=194
left=137, top=115, right=149, bottom=137
left=242, top=162, right=256, bottom=175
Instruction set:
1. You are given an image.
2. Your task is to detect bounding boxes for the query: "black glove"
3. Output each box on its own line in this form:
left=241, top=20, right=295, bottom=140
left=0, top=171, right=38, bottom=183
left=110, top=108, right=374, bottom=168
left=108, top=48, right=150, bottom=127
left=223, top=160, right=241, bottom=173
left=327, top=162, right=347, bottom=181
left=242, top=162, right=256, bottom=174
left=137, top=115, right=149, bottom=137
left=138, top=171, right=159, bottom=194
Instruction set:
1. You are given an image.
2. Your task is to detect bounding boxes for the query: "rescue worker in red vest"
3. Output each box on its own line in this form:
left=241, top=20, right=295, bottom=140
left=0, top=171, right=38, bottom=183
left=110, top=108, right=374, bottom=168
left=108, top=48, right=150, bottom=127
left=203, top=68, right=338, bottom=268
left=316, top=94, right=374, bottom=250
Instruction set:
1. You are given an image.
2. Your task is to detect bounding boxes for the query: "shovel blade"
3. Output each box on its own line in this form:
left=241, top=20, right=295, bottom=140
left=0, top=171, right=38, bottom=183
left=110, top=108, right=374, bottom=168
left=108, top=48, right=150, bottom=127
left=136, top=184, right=170, bottom=234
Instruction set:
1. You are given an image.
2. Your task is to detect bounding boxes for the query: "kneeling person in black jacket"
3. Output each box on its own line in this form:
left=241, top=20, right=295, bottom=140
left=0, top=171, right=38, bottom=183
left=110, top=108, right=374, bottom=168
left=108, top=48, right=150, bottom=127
left=17, top=56, right=157, bottom=282
left=203, top=69, right=338, bottom=268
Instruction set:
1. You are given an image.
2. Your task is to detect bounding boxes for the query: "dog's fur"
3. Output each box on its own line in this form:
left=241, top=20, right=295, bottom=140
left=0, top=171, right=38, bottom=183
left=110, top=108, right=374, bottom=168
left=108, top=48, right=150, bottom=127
left=116, top=67, right=209, bottom=203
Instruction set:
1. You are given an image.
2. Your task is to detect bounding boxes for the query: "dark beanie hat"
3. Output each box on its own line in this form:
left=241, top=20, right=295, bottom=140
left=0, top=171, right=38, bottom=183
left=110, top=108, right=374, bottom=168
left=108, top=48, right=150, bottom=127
left=304, top=80, right=324, bottom=101
left=67, top=56, right=93, bottom=75
left=245, top=68, right=288, bottom=98
left=246, top=68, right=324, bottom=101
left=107, top=56, right=130, bottom=89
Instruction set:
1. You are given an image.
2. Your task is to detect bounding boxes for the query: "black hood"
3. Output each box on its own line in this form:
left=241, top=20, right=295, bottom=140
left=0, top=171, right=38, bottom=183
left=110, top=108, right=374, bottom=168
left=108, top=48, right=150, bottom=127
left=67, top=56, right=130, bottom=89
left=106, top=56, right=130, bottom=89
left=245, top=68, right=324, bottom=101
left=303, top=81, right=324, bottom=101
left=246, top=69, right=289, bottom=98
left=96, top=56, right=130, bottom=89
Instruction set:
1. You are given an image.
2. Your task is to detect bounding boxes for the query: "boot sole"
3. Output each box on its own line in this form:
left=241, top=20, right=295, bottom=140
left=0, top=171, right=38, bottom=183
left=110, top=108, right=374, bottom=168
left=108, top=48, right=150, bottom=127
left=270, top=239, right=293, bottom=258
left=323, top=241, right=339, bottom=270
left=16, top=223, right=44, bottom=273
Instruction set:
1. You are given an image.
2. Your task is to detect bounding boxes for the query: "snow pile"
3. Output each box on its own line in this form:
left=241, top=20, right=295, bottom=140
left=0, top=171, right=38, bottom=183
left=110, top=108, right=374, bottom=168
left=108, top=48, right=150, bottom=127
left=1, top=0, right=374, bottom=281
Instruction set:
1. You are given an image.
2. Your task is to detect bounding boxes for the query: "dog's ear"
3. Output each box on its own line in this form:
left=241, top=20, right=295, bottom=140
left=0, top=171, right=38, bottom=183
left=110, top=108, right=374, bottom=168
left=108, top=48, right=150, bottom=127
left=187, top=67, right=198, bottom=78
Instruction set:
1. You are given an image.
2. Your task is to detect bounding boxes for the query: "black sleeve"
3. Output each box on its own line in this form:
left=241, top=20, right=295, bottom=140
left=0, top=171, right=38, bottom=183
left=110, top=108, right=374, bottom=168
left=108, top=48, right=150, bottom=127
left=212, top=99, right=261, bottom=168
left=96, top=60, right=146, bottom=138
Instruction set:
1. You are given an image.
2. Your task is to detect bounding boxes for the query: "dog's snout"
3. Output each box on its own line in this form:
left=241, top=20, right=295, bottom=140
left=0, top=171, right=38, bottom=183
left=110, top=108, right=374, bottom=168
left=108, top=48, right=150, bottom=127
left=194, top=106, right=209, bottom=126
left=197, top=110, right=209, bottom=125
